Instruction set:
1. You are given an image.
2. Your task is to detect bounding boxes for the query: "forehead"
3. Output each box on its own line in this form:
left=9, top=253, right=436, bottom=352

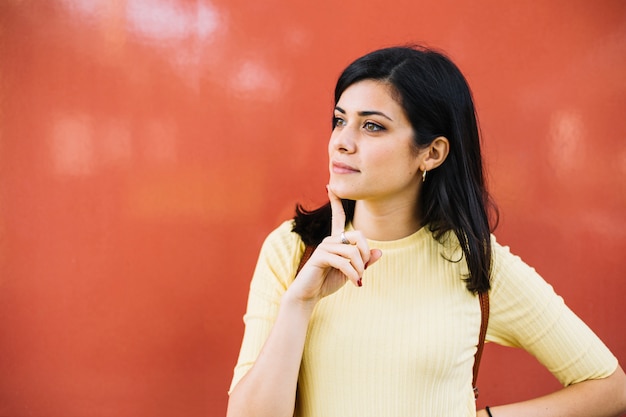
left=336, top=79, right=404, bottom=114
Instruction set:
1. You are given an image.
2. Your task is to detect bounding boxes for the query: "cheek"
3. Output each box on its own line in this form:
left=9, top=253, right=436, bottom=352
left=374, top=148, right=415, bottom=170
left=381, top=153, right=421, bottom=181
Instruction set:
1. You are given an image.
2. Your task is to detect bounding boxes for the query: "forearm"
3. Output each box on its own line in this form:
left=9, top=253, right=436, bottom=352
left=478, top=365, right=626, bottom=417
left=226, top=293, right=316, bottom=417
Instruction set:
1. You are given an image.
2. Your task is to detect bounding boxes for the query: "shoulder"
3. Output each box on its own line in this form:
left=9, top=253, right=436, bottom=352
left=487, top=235, right=566, bottom=327
left=253, top=220, right=306, bottom=288
left=489, top=235, right=546, bottom=291
left=262, top=219, right=304, bottom=252
left=489, top=236, right=545, bottom=287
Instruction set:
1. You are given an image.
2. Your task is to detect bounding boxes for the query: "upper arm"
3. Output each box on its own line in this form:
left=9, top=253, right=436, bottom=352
left=228, top=221, right=304, bottom=393
left=486, top=239, right=618, bottom=386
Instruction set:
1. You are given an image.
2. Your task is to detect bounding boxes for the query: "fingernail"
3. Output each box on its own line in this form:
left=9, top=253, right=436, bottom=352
left=364, top=261, right=369, bottom=270
left=357, top=278, right=362, bottom=287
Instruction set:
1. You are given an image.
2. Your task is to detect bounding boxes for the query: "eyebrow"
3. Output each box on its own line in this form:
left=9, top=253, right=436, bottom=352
left=335, top=106, right=394, bottom=121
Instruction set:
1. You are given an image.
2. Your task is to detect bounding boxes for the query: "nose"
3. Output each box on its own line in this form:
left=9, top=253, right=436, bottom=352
left=329, top=125, right=356, bottom=153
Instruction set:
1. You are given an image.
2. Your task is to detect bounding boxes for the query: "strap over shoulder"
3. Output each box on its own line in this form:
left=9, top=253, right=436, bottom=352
left=473, top=290, right=490, bottom=399
left=296, top=245, right=315, bottom=275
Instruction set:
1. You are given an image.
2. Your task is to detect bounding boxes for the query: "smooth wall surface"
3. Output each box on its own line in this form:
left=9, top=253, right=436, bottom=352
left=1, top=1, right=625, bottom=416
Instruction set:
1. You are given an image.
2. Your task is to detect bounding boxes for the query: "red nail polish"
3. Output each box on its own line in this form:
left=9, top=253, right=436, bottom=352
left=357, top=278, right=362, bottom=287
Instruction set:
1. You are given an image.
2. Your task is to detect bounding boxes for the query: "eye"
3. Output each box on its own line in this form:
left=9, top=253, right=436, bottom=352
left=363, top=121, right=385, bottom=132
left=333, top=116, right=346, bottom=129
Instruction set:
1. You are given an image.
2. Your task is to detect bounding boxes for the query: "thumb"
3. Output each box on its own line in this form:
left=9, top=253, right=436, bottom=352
left=365, top=249, right=383, bottom=269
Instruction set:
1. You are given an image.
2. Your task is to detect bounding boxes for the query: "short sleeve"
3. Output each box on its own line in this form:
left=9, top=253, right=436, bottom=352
left=228, top=220, right=305, bottom=394
left=487, top=237, right=618, bottom=386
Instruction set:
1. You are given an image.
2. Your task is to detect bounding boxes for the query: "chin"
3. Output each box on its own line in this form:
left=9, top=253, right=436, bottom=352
left=328, top=179, right=365, bottom=200
left=331, top=187, right=361, bottom=201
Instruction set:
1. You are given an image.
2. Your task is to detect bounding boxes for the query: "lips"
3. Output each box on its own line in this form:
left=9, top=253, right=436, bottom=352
left=332, top=161, right=360, bottom=174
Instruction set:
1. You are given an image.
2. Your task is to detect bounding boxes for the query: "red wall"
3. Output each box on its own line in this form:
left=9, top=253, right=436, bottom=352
left=1, top=1, right=625, bottom=416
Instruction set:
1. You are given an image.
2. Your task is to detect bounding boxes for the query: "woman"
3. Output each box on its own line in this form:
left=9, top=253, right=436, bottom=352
left=226, top=45, right=626, bottom=416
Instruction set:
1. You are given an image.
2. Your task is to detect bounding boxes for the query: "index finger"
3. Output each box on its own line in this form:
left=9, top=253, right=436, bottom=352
left=327, top=185, right=346, bottom=236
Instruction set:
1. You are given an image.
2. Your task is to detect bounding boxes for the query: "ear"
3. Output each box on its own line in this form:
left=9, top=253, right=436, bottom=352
left=420, top=136, right=449, bottom=171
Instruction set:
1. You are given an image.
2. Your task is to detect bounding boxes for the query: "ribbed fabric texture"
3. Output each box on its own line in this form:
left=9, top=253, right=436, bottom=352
left=230, top=220, right=617, bottom=417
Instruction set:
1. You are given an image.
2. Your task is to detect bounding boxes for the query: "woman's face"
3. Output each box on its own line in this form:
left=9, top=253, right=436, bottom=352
left=328, top=79, right=424, bottom=206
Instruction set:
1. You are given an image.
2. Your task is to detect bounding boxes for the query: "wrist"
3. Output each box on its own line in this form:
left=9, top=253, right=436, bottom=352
left=281, top=290, right=318, bottom=315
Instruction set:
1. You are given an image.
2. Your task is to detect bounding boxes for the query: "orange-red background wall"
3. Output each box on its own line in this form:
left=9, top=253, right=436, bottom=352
left=1, top=1, right=625, bottom=416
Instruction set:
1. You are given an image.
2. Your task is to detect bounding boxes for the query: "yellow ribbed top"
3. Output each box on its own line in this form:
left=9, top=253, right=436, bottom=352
left=230, top=220, right=617, bottom=416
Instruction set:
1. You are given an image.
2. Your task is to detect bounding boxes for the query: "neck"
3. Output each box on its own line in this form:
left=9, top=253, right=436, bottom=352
left=352, top=199, right=422, bottom=241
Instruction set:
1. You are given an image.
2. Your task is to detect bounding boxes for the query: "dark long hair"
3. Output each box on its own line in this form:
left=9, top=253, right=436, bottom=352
left=293, top=45, right=498, bottom=293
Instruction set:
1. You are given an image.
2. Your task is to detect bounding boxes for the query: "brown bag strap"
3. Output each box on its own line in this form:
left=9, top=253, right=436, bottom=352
left=473, top=290, right=489, bottom=399
left=296, top=245, right=489, bottom=399
left=296, top=245, right=315, bottom=274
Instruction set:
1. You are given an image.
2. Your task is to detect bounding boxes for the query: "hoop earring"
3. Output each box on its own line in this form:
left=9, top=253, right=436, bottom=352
left=422, top=170, right=427, bottom=182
